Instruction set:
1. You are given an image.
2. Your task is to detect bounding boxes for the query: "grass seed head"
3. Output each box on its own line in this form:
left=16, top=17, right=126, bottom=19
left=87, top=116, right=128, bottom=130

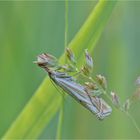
left=66, top=48, right=76, bottom=64
left=110, top=91, right=120, bottom=107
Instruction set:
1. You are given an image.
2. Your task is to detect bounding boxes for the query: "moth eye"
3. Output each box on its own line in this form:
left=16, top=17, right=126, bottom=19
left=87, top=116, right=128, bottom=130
left=37, top=62, right=47, bottom=68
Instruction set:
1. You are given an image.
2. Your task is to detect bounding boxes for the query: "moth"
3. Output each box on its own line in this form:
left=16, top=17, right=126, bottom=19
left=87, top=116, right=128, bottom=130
left=35, top=53, right=112, bottom=120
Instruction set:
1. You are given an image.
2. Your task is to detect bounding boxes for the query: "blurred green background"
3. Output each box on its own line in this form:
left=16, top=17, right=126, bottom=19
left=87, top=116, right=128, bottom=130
left=0, top=1, right=140, bottom=139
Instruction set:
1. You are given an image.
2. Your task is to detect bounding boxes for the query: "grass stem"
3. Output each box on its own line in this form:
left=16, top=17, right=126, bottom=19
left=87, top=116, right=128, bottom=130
left=56, top=1, right=69, bottom=139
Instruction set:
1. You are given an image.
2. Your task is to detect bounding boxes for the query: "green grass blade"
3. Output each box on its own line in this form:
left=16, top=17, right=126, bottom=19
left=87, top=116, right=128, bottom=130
left=3, top=0, right=117, bottom=139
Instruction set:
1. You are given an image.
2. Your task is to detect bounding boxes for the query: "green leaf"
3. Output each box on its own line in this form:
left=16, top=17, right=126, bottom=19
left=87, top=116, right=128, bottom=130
left=3, top=0, right=117, bottom=139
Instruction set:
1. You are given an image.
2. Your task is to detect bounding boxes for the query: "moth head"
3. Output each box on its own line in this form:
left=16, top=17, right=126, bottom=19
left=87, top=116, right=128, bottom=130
left=34, top=53, right=58, bottom=69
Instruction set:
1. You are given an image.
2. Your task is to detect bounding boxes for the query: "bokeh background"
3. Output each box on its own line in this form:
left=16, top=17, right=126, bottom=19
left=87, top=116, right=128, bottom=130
left=0, top=1, right=140, bottom=139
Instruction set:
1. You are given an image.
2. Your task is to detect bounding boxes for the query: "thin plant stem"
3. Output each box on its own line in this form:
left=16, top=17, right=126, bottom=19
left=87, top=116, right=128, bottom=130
left=56, top=97, right=64, bottom=139
left=125, top=111, right=140, bottom=135
left=64, top=0, right=68, bottom=64
left=56, top=0, right=68, bottom=139
left=65, top=0, right=68, bottom=50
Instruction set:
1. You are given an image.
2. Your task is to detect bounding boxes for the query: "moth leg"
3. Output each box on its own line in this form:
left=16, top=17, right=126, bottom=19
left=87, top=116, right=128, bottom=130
left=50, top=78, right=66, bottom=99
